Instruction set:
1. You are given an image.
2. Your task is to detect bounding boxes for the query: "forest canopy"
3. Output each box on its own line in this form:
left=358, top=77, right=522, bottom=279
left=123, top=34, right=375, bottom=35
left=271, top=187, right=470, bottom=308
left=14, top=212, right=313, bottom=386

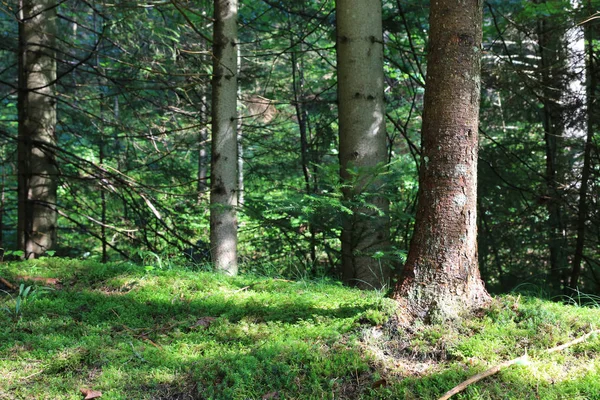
left=0, top=0, right=598, bottom=299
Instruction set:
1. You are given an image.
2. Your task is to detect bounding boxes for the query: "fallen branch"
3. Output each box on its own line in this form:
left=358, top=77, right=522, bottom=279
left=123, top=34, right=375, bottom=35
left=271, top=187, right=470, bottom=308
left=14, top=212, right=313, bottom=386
left=545, top=329, right=599, bottom=354
left=0, top=277, right=16, bottom=291
left=437, top=355, right=529, bottom=400
left=438, top=329, right=600, bottom=400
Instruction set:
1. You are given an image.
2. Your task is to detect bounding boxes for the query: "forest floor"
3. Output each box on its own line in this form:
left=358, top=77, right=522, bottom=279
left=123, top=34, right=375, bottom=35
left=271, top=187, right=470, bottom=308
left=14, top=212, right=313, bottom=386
left=1, top=258, right=599, bottom=400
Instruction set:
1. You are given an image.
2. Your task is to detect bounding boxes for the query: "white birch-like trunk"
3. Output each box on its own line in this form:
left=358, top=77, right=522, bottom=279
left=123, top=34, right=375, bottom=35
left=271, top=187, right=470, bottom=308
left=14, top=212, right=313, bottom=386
left=336, top=0, right=390, bottom=289
left=210, top=0, right=238, bottom=275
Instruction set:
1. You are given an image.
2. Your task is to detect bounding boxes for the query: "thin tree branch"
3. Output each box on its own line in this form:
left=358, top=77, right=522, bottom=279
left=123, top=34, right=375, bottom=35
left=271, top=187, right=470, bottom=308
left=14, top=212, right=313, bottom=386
left=439, top=329, right=600, bottom=400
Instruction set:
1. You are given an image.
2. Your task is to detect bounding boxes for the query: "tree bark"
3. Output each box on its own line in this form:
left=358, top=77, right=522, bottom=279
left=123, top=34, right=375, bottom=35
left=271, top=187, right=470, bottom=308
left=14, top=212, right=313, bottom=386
left=392, top=0, right=490, bottom=321
left=17, top=0, right=58, bottom=259
left=198, top=95, right=209, bottom=201
left=336, top=0, right=390, bottom=290
left=570, top=0, right=597, bottom=289
left=210, top=0, right=238, bottom=275
left=0, top=166, right=5, bottom=251
left=236, top=46, right=244, bottom=207
left=198, top=17, right=210, bottom=203
left=536, top=2, right=569, bottom=293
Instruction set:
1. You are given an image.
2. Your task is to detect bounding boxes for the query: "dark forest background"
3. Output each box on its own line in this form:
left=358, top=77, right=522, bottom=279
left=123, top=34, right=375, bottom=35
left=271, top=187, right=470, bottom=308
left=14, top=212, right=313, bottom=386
left=0, top=0, right=598, bottom=296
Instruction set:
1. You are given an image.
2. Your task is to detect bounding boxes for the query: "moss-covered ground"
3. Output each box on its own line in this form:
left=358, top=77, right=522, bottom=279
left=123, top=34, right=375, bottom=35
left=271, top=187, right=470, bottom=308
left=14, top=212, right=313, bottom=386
left=1, top=259, right=599, bottom=399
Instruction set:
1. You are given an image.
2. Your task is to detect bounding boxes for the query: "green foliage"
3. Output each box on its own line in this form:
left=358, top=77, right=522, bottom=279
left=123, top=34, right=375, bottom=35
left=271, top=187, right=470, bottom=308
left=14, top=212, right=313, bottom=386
left=0, top=250, right=24, bottom=262
left=1, top=283, right=53, bottom=322
left=0, top=0, right=424, bottom=282
left=0, top=0, right=598, bottom=310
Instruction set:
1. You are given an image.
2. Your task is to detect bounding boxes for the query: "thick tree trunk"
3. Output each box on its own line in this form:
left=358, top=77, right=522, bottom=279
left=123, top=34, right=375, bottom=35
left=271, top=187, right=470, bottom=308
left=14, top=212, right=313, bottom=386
left=392, top=0, right=490, bottom=321
left=17, top=0, right=58, bottom=259
left=210, top=0, right=238, bottom=275
left=336, top=0, right=390, bottom=290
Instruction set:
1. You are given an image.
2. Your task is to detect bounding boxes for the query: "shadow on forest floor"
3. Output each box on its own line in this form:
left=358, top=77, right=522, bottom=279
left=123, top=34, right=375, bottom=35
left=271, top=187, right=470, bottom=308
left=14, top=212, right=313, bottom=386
left=1, top=259, right=600, bottom=399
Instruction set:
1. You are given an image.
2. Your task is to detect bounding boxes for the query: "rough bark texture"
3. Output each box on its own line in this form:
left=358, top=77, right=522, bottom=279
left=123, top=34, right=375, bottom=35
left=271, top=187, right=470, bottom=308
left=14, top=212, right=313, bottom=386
left=392, top=0, right=490, bottom=321
left=336, top=0, right=390, bottom=290
left=17, top=0, right=58, bottom=259
left=210, top=0, right=238, bottom=275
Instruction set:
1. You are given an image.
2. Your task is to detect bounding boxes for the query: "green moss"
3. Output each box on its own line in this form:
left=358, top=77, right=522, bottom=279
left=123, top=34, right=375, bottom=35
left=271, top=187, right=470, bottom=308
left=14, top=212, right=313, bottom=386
left=1, top=260, right=600, bottom=399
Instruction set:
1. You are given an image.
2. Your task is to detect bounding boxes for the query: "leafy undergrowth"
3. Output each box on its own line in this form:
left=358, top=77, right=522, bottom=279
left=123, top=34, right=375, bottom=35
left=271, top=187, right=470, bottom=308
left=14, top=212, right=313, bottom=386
left=0, top=259, right=599, bottom=399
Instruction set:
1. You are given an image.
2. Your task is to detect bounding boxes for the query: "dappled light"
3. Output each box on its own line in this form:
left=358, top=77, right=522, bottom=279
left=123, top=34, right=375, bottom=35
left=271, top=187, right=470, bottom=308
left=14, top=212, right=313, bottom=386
left=2, top=261, right=600, bottom=398
left=1, top=0, right=599, bottom=398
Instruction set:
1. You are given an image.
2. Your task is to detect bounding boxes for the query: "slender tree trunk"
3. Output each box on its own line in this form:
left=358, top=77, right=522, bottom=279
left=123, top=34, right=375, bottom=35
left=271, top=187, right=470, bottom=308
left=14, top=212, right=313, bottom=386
left=198, top=94, right=209, bottom=201
left=392, top=0, right=490, bottom=321
left=99, top=140, right=107, bottom=262
left=293, top=54, right=312, bottom=195
left=236, top=45, right=244, bottom=207
left=17, top=0, right=58, bottom=259
left=0, top=166, right=4, bottom=250
left=536, top=5, right=569, bottom=292
left=95, top=13, right=108, bottom=263
left=210, top=0, right=238, bottom=275
left=336, top=0, right=390, bottom=289
left=290, top=28, right=317, bottom=265
left=237, top=117, right=244, bottom=207
left=99, top=96, right=107, bottom=263
left=198, top=19, right=210, bottom=202
left=570, top=0, right=596, bottom=289
left=99, top=108, right=107, bottom=263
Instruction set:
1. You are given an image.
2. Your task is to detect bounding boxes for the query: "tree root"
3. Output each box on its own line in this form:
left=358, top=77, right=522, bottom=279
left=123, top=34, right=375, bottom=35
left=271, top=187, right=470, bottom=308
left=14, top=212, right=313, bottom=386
left=438, top=328, right=600, bottom=400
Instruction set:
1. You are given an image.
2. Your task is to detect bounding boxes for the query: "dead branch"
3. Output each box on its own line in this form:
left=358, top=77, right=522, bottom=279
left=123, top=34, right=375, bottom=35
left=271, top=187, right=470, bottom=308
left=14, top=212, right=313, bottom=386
left=438, top=329, right=600, bottom=400
left=0, top=277, right=16, bottom=291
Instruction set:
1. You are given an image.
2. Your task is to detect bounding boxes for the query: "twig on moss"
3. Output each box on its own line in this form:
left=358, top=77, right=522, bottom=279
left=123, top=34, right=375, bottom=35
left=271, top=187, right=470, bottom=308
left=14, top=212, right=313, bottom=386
left=437, top=355, right=529, bottom=400
left=545, top=329, right=599, bottom=354
left=438, top=329, right=600, bottom=400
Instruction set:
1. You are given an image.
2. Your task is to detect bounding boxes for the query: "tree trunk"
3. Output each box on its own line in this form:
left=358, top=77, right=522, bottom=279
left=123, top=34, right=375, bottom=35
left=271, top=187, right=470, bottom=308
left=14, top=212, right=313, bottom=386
left=290, top=28, right=317, bottom=265
left=236, top=45, right=244, bottom=207
left=536, top=4, right=569, bottom=293
left=95, top=12, right=108, bottom=263
left=210, top=0, right=238, bottom=275
left=99, top=98, right=107, bottom=263
left=17, top=0, right=58, bottom=259
left=237, top=116, right=244, bottom=207
left=0, top=165, right=5, bottom=250
left=198, top=18, right=210, bottom=203
left=336, top=0, right=390, bottom=290
left=392, top=0, right=490, bottom=321
left=198, top=94, right=209, bottom=202
left=570, top=0, right=597, bottom=289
